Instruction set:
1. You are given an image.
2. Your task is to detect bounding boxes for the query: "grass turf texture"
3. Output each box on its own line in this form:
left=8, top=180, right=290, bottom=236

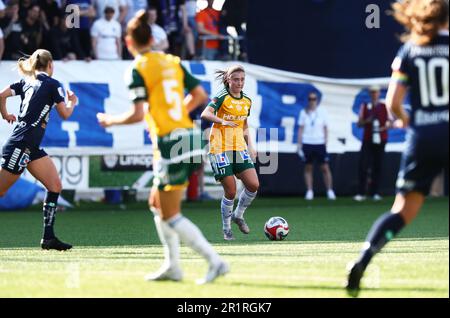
left=0, top=197, right=448, bottom=298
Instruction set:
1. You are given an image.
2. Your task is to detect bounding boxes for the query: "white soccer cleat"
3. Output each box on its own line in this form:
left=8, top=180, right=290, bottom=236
left=196, top=260, right=229, bottom=285
left=144, top=266, right=183, bottom=282
left=305, top=190, right=314, bottom=200
left=327, top=189, right=336, bottom=200
left=353, top=194, right=366, bottom=202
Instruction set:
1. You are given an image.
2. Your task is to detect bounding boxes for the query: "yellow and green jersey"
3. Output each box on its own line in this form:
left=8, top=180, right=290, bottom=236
left=126, top=51, right=200, bottom=139
left=208, top=88, right=252, bottom=154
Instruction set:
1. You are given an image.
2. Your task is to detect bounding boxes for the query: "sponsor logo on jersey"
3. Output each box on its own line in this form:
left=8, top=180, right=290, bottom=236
left=215, top=153, right=230, bottom=168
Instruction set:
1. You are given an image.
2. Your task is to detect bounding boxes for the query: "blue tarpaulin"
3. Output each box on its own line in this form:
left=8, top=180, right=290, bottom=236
left=0, top=178, right=44, bottom=210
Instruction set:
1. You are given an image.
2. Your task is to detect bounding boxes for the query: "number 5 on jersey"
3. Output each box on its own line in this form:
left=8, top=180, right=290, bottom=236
left=163, top=79, right=182, bottom=121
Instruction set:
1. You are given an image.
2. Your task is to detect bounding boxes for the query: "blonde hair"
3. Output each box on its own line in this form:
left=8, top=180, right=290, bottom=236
left=215, top=65, right=245, bottom=88
left=17, top=49, right=53, bottom=78
left=391, top=0, right=449, bottom=45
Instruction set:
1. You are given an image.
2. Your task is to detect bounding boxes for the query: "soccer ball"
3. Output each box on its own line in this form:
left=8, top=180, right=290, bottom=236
left=264, top=216, right=289, bottom=241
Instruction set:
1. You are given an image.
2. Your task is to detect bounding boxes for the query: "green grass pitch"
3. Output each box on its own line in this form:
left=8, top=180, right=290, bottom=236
left=0, top=197, right=448, bottom=298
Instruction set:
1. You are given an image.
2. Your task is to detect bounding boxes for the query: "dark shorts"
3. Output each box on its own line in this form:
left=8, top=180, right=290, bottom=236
left=1, top=141, right=47, bottom=175
left=396, top=135, right=449, bottom=195
left=209, top=150, right=255, bottom=181
left=302, top=144, right=329, bottom=164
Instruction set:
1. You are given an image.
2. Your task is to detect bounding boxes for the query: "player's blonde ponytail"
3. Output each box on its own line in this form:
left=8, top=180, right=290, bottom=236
left=215, top=65, right=245, bottom=88
left=17, top=49, right=53, bottom=78
left=391, top=0, right=449, bottom=45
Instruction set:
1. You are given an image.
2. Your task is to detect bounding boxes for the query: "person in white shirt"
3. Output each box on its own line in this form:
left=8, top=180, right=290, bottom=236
left=91, top=6, right=122, bottom=60
left=148, top=6, right=168, bottom=52
left=297, top=92, right=336, bottom=200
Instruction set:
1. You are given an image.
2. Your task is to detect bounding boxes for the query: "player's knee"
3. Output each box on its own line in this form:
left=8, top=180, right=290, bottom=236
left=224, top=189, right=236, bottom=200
left=246, top=181, right=259, bottom=193
left=0, top=189, right=7, bottom=197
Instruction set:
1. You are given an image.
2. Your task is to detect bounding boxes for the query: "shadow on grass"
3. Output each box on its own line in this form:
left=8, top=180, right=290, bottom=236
left=226, top=281, right=447, bottom=294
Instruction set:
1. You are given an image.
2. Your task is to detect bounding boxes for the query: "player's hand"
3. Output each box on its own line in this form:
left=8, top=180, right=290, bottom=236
left=67, top=90, right=78, bottom=106
left=248, top=147, right=257, bottom=161
left=393, top=118, right=408, bottom=129
left=2, top=114, right=17, bottom=124
left=221, top=120, right=238, bottom=127
left=97, top=112, right=113, bottom=128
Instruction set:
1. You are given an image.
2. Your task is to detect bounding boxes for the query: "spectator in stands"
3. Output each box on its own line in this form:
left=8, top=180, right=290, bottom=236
left=184, top=0, right=197, bottom=59
left=19, top=0, right=33, bottom=20
left=39, top=0, right=62, bottom=29
left=91, top=6, right=122, bottom=60
left=50, top=13, right=86, bottom=60
left=196, top=0, right=223, bottom=60
left=0, top=0, right=5, bottom=18
left=123, top=0, right=147, bottom=25
left=297, top=91, right=336, bottom=201
left=0, top=0, right=19, bottom=55
left=354, top=86, right=391, bottom=202
left=147, top=5, right=168, bottom=51
left=65, top=0, right=97, bottom=60
left=93, top=0, right=127, bottom=24
left=221, top=0, right=247, bottom=61
left=147, top=0, right=188, bottom=57
left=4, top=4, right=44, bottom=60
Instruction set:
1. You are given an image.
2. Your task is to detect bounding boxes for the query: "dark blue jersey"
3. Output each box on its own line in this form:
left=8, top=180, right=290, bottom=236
left=9, top=72, right=65, bottom=147
left=391, top=31, right=448, bottom=138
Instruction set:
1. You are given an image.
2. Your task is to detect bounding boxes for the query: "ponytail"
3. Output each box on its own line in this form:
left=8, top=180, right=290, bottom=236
left=127, top=9, right=152, bottom=47
left=17, top=49, right=53, bottom=78
left=391, top=0, right=449, bottom=45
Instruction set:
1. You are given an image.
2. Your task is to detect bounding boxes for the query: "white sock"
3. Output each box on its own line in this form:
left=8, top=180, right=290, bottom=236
left=153, top=214, right=180, bottom=269
left=234, top=188, right=257, bottom=219
left=168, top=213, right=221, bottom=266
left=221, top=196, right=234, bottom=231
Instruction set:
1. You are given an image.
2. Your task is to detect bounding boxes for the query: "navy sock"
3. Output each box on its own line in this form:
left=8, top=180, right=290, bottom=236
left=43, top=192, right=59, bottom=240
left=357, top=212, right=405, bottom=270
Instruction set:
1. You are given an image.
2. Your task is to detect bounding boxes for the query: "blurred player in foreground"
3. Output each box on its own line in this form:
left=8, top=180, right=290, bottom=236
left=347, top=0, right=449, bottom=296
left=97, top=10, right=229, bottom=284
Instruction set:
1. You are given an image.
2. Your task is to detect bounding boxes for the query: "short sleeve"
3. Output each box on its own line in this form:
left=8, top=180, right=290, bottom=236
left=298, top=110, right=305, bottom=126
left=208, top=95, right=225, bottom=111
left=10, top=80, right=25, bottom=96
left=90, top=20, right=99, bottom=37
left=391, top=43, right=411, bottom=86
left=52, top=80, right=65, bottom=105
left=125, top=66, right=148, bottom=103
left=181, top=64, right=201, bottom=92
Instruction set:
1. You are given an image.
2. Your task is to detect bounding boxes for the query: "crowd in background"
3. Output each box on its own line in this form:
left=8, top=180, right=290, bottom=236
left=0, top=0, right=248, bottom=61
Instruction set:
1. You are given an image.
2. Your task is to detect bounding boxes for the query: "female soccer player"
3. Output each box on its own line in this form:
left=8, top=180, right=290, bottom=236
left=97, top=10, right=229, bottom=284
left=0, top=49, right=78, bottom=251
left=346, top=0, right=449, bottom=296
left=201, top=65, right=259, bottom=241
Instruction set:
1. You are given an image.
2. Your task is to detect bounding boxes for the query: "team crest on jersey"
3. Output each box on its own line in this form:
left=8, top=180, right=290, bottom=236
left=239, top=150, right=251, bottom=162
left=18, top=153, right=30, bottom=169
left=215, top=153, right=230, bottom=168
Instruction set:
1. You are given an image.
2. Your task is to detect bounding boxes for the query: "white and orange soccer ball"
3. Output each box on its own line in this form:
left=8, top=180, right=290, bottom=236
left=264, top=216, right=289, bottom=241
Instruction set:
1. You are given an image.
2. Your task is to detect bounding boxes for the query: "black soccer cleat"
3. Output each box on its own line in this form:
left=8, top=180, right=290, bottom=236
left=41, top=237, right=73, bottom=251
left=346, top=261, right=364, bottom=297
